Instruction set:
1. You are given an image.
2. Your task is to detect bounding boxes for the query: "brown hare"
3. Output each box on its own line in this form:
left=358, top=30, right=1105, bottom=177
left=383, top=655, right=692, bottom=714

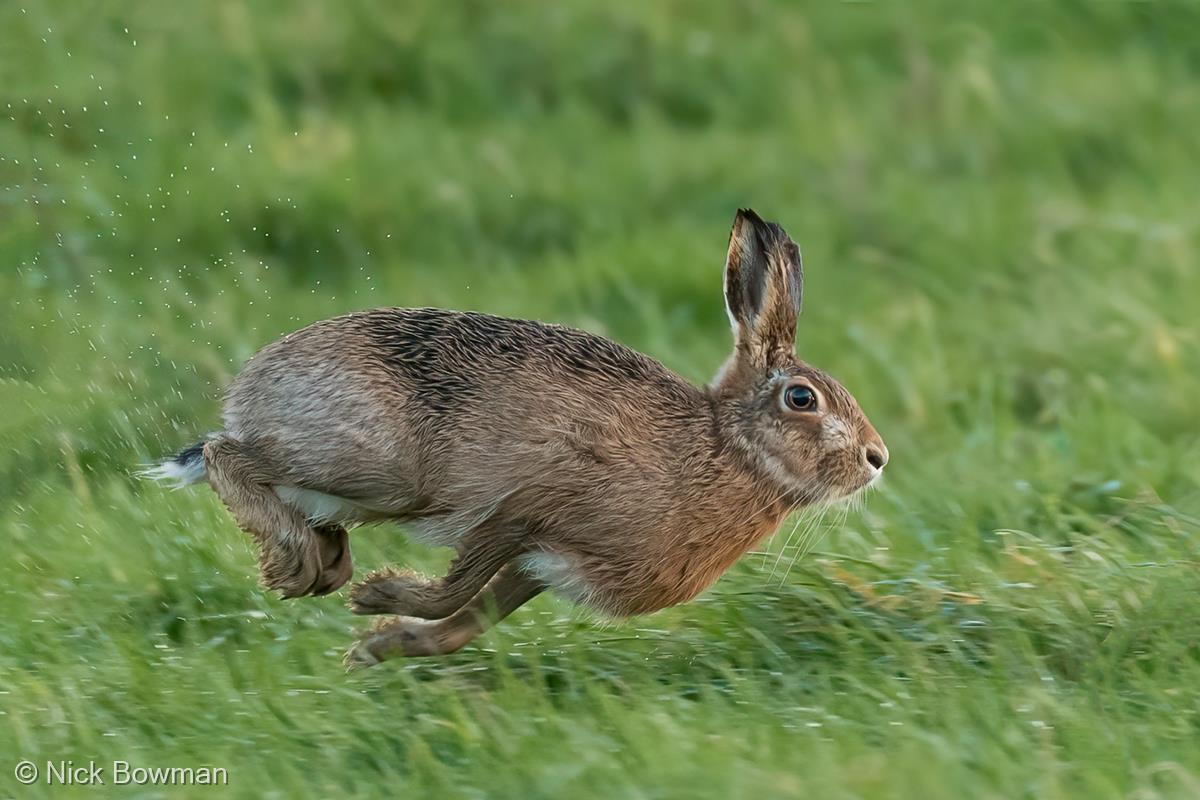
left=148, top=209, right=888, bottom=667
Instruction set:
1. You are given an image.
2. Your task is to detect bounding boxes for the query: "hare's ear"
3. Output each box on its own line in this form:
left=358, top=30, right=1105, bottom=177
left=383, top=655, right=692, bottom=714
left=723, top=208, right=803, bottom=364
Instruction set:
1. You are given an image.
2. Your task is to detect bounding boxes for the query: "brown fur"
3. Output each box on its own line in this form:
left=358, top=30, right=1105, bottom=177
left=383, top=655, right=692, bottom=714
left=156, top=209, right=888, bottom=666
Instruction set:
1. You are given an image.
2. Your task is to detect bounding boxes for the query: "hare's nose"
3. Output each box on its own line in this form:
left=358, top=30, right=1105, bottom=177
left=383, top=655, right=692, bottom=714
left=864, top=443, right=888, bottom=471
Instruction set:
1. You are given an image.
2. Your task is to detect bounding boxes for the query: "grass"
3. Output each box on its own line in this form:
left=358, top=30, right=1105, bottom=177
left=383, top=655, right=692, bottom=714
left=2, top=1, right=1199, bottom=797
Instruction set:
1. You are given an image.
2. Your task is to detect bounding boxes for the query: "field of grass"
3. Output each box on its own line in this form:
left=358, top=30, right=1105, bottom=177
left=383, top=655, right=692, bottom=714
left=2, top=2, right=1199, bottom=797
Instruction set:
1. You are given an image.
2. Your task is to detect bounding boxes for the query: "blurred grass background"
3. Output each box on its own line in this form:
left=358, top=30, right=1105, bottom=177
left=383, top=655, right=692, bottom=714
left=2, top=1, right=1199, bottom=798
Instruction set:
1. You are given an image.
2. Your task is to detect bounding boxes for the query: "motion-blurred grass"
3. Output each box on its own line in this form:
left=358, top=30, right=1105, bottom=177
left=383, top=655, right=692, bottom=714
left=2, top=2, right=1199, bottom=798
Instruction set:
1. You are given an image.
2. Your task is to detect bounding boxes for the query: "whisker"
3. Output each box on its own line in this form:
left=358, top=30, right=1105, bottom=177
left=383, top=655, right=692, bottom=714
left=783, top=514, right=822, bottom=580
left=766, top=501, right=811, bottom=581
left=780, top=480, right=839, bottom=585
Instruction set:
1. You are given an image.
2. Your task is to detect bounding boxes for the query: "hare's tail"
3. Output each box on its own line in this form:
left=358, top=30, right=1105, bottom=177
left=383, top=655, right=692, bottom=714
left=140, top=439, right=209, bottom=487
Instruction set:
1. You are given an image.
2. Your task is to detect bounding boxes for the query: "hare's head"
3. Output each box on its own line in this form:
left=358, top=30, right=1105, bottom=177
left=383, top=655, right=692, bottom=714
left=712, top=209, right=887, bottom=504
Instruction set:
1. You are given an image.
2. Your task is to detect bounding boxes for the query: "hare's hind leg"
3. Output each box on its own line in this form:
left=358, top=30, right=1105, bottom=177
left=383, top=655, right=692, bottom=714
left=345, top=563, right=543, bottom=666
left=204, top=437, right=353, bottom=598
left=348, top=529, right=521, bottom=618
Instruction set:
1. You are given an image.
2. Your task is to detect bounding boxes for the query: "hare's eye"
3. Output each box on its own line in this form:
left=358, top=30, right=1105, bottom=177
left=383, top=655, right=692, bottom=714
left=784, top=385, right=817, bottom=412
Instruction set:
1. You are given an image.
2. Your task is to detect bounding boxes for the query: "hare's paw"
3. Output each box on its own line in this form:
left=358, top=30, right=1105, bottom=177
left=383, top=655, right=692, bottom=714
left=259, top=538, right=323, bottom=600
left=347, top=568, right=435, bottom=615
left=342, top=640, right=380, bottom=670
left=258, top=525, right=353, bottom=599
left=311, top=524, right=354, bottom=596
left=343, top=617, right=442, bottom=668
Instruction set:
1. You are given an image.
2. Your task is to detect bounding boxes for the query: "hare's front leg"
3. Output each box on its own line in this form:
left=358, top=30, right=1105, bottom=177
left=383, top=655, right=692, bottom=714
left=345, top=563, right=543, bottom=667
left=204, top=436, right=353, bottom=598
left=347, top=525, right=522, bottom=618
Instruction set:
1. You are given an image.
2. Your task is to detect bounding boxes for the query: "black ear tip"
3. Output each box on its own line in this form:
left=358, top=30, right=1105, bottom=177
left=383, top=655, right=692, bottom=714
left=736, top=208, right=766, bottom=226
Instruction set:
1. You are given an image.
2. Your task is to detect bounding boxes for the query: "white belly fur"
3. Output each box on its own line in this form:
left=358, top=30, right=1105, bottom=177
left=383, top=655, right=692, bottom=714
left=274, top=486, right=365, bottom=525
left=519, top=552, right=594, bottom=606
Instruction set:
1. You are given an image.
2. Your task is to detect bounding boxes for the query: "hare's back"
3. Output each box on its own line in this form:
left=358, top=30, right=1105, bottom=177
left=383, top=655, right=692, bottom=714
left=350, top=308, right=694, bottom=410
